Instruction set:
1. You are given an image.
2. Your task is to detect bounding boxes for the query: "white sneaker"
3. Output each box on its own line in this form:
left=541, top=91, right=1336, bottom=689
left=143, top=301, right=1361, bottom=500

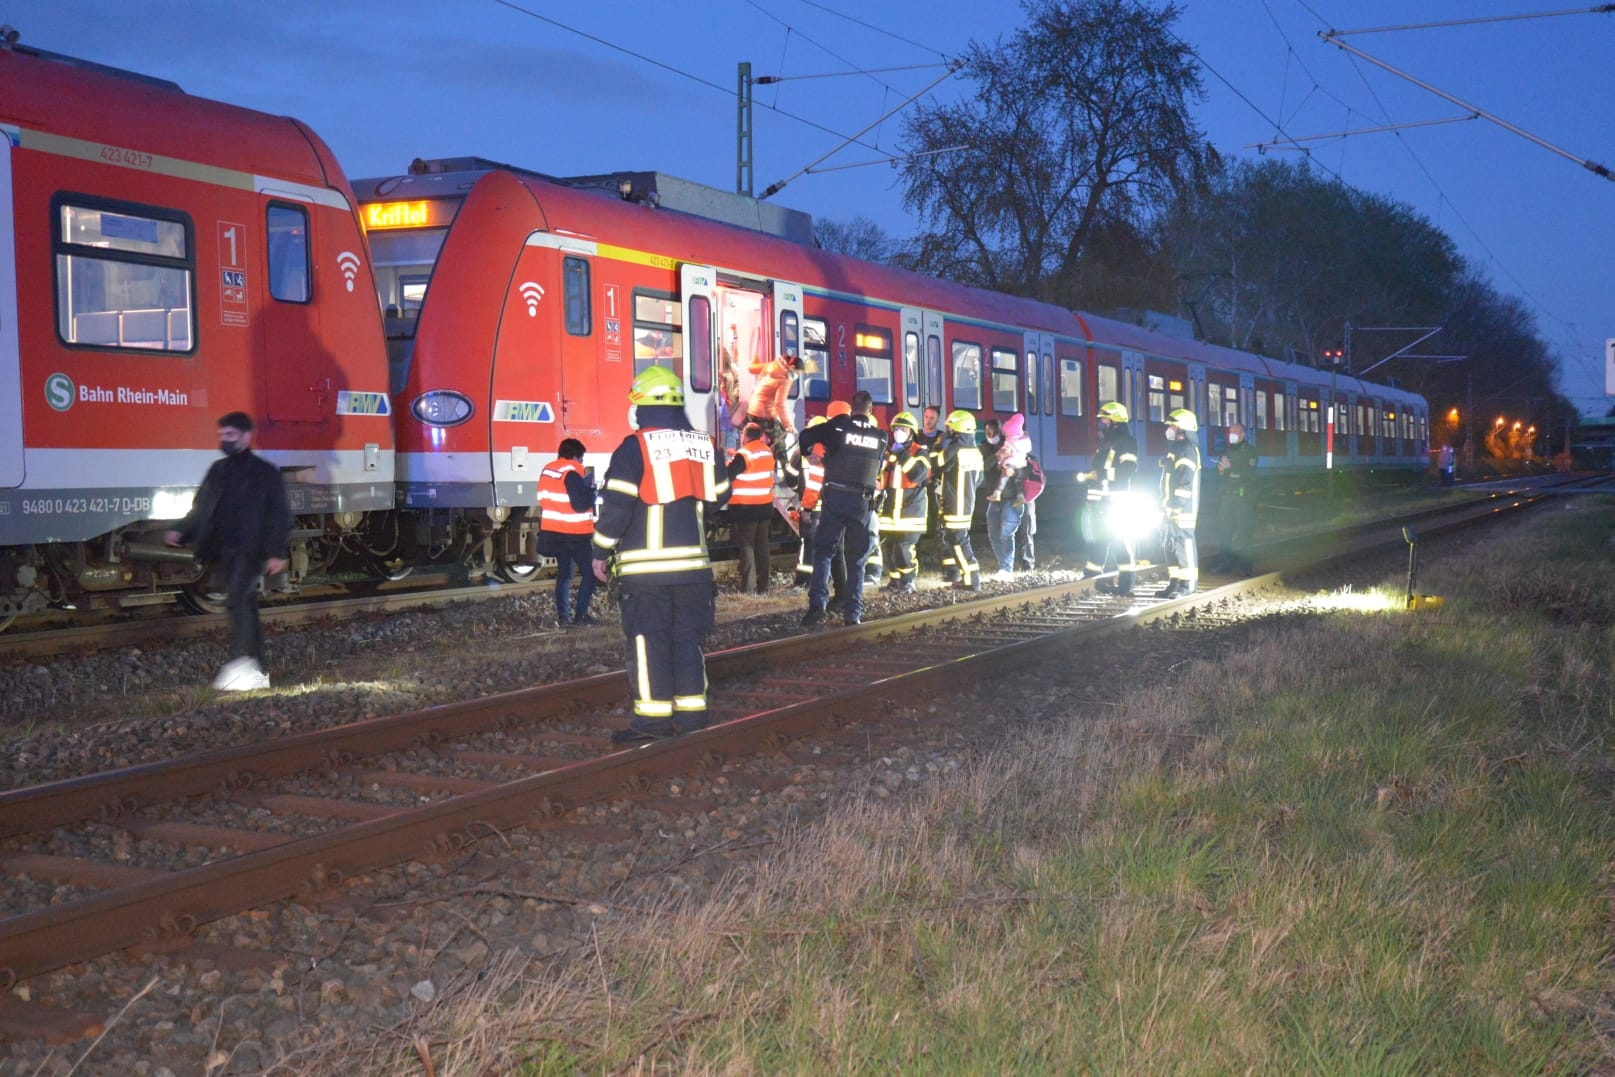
left=215, top=658, right=269, bottom=691
left=212, top=657, right=253, bottom=690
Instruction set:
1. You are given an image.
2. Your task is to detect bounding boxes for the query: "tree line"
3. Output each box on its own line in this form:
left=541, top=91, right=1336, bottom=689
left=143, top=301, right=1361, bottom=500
left=814, top=0, right=1573, bottom=457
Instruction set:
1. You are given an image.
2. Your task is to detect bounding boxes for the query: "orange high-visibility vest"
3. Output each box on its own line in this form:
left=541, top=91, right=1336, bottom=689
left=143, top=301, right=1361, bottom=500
left=537, top=458, right=593, bottom=534
left=633, top=429, right=719, bottom=505
left=730, top=439, right=776, bottom=506
left=802, top=457, right=824, bottom=511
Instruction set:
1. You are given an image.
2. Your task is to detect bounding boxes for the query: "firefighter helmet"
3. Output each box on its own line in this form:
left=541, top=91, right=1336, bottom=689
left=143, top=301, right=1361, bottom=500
left=1166, top=408, right=1199, bottom=432
left=806, top=415, right=828, bottom=428
left=890, top=411, right=919, bottom=431
left=945, top=409, right=977, bottom=434
left=627, top=365, right=685, bottom=406
left=826, top=400, right=852, bottom=418
left=1098, top=401, right=1129, bottom=423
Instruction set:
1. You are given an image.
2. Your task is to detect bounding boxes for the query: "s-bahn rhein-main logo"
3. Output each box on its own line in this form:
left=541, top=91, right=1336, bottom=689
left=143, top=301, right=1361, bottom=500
left=45, top=372, right=74, bottom=412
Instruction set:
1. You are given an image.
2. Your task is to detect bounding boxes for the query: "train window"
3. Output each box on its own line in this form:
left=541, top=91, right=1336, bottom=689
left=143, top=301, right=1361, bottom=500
left=1168, top=378, right=1186, bottom=414
left=1208, top=384, right=1223, bottom=427
left=991, top=348, right=1017, bottom=412
left=632, top=291, right=681, bottom=376
left=1255, top=389, right=1269, bottom=430
left=1147, top=374, right=1166, bottom=422
left=563, top=256, right=591, bottom=336
left=854, top=325, right=894, bottom=404
left=54, top=198, right=194, bottom=353
left=904, top=332, right=921, bottom=407
left=802, top=317, right=830, bottom=400
left=1097, top=364, right=1119, bottom=411
left=686, top=295, right=712, bottom=392
left=952, top=341, right=982, bottom=410
left=1024, top=350, right=1038, bottom=416
left=266, top=204, right=310, bottom=304
left=926, top=335, right=943, bottom=409
left=1274, top=393, right=1288, bottom=431
left=1060, top=359, right=1084, bottom=417
left=1304, top=398, right=1320, bottom=433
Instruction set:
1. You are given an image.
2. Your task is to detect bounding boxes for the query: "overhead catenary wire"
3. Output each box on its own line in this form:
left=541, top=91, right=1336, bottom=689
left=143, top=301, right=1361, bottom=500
left=1323, top=5, right=1615, bottom=36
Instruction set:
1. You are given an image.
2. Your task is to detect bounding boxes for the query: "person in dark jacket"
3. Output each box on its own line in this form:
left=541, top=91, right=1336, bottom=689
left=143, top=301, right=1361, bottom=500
left=1210, top=422, right=1258, bottom=576
left=536, top=437, right=598, bottom=625
left=799, top=390, right=885, bottom=626
left=164, top=411, right=291, bottom=690
left=593, top=367, right=731, bottom=744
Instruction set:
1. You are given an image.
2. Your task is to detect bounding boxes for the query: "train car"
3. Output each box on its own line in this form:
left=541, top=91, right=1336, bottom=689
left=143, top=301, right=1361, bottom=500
left=0, top=43, right=395, bottom=626
left=354, top=159, right=1428, bottom=579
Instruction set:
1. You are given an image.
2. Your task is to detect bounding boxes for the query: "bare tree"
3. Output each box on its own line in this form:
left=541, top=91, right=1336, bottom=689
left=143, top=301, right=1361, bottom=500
left=814, top=215, right=900, bottom=263
left=898, top=0, right=1208, bottom=302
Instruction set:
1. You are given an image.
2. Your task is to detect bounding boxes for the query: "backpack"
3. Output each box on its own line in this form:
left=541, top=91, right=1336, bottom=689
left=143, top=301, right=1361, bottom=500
left=1022, top=453, right=1046, bottom=503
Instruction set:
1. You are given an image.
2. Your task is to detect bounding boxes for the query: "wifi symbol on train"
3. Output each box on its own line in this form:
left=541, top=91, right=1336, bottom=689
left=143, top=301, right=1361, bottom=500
left=336, top=251, right=362, bottom=293
left=519, top=281, right=545, bottom=317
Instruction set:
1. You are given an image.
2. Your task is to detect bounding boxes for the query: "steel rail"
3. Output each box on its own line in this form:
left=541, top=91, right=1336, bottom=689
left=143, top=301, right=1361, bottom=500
left=0, top=484, right=1576, bottom=986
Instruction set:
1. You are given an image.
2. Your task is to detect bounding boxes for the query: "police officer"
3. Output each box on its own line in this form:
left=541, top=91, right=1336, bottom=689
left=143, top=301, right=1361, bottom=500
left=592, top=367, right=731, bottom=743
left=878, top=411, right=930, bottom=593
left=1081, top=401, right=1141, bottom=595
left=1160, top=408, right=1202, bottom=598
left=799, top=390, right=885, bottom=626
left=1211, top=422, right=1257, bottom=576
left=936, top=409, right=984, bottom=591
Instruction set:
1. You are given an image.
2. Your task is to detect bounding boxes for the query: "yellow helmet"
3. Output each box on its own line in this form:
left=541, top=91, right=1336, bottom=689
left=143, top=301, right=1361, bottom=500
left=1167, top=408, right=1199, bottom=432
left=945, top=409, right=976, bottom=434
left=1098, top=401, right=1129, bottom=423
left=890, top=411, right=919, bottom=431
left=628, top=365, right=685, bottom=406
left=806, top=415, right=828, bottom=428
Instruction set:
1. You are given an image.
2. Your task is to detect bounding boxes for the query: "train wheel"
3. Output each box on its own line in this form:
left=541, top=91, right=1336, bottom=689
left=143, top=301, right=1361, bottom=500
left=178, top=579, right=228, bottom=615
left=494, top=557, right=541, bottom=584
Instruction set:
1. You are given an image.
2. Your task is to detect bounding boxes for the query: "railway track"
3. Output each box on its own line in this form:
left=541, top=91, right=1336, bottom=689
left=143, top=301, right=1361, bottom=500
left=0, top=475, right=1602, bottom=1042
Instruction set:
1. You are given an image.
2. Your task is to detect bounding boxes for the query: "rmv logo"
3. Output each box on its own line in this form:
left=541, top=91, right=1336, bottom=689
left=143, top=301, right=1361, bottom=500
left=45, top=373, right=74, bottom=412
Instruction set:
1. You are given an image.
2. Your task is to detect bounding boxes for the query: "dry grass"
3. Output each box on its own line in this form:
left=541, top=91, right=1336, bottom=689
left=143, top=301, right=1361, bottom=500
left=280, top=498, right=1615, bottom=1075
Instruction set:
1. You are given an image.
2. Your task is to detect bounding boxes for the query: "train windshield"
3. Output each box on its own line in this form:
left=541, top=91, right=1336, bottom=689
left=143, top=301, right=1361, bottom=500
left=369, top=227, right=448, bottom=395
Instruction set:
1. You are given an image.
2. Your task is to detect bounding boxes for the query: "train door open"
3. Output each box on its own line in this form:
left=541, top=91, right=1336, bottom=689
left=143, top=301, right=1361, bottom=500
left=679, top=263, right=718, bottom=435
left=557, top=249, right=599, bottom=434
left=0, top=133, right=21, bottom=487
left=258, top=198, right=326, bottom=423
left=773, top=280, right=805, bottom=432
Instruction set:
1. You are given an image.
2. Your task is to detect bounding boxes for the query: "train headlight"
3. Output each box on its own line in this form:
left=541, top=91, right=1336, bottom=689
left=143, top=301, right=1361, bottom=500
left=1107, top=491, right=1162, bottom=542
left=411, top=390, right=474, bottom=427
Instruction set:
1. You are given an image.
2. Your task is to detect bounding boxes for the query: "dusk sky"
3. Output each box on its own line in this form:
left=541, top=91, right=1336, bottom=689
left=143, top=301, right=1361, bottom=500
left=13, top=1, right=1611, bottom=416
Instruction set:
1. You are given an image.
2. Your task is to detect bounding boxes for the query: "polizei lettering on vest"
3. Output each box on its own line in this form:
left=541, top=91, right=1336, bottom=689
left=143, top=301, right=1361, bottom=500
left=643, top=429, right=716, bottom=466
left=844, top=433, right=881, bottom=450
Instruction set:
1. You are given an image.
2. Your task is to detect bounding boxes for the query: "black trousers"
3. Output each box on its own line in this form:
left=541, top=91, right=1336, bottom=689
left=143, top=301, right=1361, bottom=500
left=221, top=549, right=264, bottom=664
left=941, top=526, right=979, bottom=587
left=883, top=530, right=920, bottom=584
left=734, top=518, right=772, bottom=593
left=619, top=579, right=716, bottom=731
left=1015, top=499, right=1036, bottom=570
left=809, top=488, right=874, bottom=620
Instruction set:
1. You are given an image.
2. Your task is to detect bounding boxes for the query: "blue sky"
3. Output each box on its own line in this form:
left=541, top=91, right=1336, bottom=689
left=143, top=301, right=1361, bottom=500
left=14, top=1, right=1611, bottom=415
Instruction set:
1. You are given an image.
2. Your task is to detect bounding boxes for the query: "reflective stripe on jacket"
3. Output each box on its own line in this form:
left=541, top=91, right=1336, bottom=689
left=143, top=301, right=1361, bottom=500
left=730, top=439, right=776, bottom=506
left=537, top=459, right=593, bottom=534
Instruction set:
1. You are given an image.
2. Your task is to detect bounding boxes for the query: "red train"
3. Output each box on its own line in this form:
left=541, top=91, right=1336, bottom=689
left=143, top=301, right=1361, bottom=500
left=0, top=42, right=1428, bottom=626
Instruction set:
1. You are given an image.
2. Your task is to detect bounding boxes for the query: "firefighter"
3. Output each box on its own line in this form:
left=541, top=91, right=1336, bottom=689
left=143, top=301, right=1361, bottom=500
left=729, top=422, right=776, bottom=594
left=592, top=366, right=730, bottom=744
left=1081, top=401, right=1141, bottom=596
left=1160, top=408, right=1202, bottom=598
left=877, top=411, right=931, bottom=593
left=799, top=390, right=885, bottom=626
left=937, top=409, right=984, bottom=591
left=535, top=437, right=598, bottom=626
left=915, top=405, right=949, bottom=579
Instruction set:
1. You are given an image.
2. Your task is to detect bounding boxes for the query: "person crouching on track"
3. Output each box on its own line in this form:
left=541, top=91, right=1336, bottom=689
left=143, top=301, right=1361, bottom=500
left=937, top=409, right=985, bottom=591
left=799, top=390, right=885, bottom=627
left=729, top=422, right=777, bottom=594
left=164, top=410, right=291, bottom=691
left=592, top=367, right=731, bottom=744
left=1160, top=408, right=1202, bottom=598
left=1081, top=401, right=1140, bottom=596
left=536, top=437, right=598, bottom=626
left=877, top=411, right=931, bottom=593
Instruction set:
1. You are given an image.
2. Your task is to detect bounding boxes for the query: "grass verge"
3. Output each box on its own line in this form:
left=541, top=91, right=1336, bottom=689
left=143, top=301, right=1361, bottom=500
left=289, top=499, right=1615, bottom=1075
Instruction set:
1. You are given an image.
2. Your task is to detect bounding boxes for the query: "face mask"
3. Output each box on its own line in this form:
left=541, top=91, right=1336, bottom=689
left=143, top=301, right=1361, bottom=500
left=1166, top=427, right=1178, bottom=441
left=892, top=429, right=910, bottom=446
left=627, top=406, right=639, bottom=430
left=1228, top=434, right=1242, bottom=445
left=219, top=438, right=246, bottom=456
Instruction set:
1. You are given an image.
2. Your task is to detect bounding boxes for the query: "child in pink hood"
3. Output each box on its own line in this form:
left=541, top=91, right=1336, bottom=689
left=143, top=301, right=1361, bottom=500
left=986, top=412, right=1032, bottom=502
